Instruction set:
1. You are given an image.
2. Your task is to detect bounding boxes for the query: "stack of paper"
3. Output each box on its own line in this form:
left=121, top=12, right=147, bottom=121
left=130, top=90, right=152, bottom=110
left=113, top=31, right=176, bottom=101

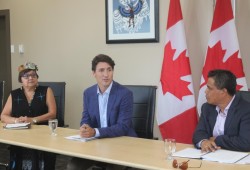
left=4, top=123, right=31, bottom=130
left=65, top=135, right=96, bottom=142
left=173, top=148, right=249, bottom=164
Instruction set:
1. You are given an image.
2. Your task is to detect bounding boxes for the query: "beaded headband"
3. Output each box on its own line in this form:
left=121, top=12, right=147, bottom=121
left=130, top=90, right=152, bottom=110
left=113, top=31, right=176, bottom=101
left=18, top=62, right=38, bottom=72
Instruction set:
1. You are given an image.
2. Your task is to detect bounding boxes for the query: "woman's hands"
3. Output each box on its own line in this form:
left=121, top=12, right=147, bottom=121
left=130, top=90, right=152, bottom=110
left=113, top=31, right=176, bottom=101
left=14, top=116, right=32, bottom=123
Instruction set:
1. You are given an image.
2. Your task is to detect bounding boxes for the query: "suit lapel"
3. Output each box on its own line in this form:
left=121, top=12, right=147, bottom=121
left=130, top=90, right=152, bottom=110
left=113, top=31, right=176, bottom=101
left=210, top=107, right=217, bottom=131
left=224, top=95, right=239, bottom=134
left=92, top=85, right=101, bottom=127
left=107, top=82, right=117, bottom=126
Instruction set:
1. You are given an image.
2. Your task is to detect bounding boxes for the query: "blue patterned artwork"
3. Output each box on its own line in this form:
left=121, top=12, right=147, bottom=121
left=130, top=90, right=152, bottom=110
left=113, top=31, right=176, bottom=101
left=106, top=0, right=159, bottom=43
left=113, top=0, right=150, bottom=34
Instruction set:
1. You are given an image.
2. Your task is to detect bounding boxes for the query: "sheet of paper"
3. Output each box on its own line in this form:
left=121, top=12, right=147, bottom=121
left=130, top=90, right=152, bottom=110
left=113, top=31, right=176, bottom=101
left=173, top=148, right=249, bottom=164
left=236, top=154, right=250, bottom=164
left=65, top=135, right=96, bottom=142
left=172, top=148, right=207, bottom=159
left=202, top=150, right=249, bottom=163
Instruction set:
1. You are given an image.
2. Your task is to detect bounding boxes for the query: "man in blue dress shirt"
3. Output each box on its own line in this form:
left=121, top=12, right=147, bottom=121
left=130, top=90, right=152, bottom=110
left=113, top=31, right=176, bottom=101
left=67, top=54, right=137, bottom=170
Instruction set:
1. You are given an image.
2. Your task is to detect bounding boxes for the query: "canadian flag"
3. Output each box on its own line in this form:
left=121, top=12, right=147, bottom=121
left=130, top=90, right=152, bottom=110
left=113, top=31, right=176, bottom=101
left=197, top=0, right=248, bottom=114
left=156, top=0, right=198, bottom=144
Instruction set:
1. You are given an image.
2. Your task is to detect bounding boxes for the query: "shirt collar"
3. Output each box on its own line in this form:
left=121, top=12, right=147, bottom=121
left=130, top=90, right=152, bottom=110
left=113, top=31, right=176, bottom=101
left=97, top=81, right=113, bottom=95
left=216, top=95, right=236, bottom=115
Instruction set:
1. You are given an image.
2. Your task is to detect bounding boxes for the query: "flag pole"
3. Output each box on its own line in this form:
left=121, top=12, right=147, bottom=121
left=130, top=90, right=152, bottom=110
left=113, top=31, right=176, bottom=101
left=232, top=0, right=235, bottom=17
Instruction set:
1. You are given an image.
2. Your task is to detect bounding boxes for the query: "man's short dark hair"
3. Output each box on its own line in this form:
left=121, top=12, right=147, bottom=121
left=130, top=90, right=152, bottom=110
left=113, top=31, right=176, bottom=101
left=208, top=69, right=236, bottom=96
left=91, top=54, right=115, bottom=71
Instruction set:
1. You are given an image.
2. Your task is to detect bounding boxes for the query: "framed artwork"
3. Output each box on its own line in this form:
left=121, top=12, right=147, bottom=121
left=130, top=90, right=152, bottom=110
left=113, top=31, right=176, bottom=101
left=105, top=0, right=159, bottom=44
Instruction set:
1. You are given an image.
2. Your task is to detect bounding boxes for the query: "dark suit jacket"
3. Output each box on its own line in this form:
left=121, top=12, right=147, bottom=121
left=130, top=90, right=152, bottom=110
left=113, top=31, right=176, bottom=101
left=193, top=94, right=250, bottom=151
left=80, top=81, right=137, bottom=138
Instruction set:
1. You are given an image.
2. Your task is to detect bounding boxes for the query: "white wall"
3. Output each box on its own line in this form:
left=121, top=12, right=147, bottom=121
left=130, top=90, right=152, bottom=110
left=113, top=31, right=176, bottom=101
left=0, top=0, right=249, bottom=139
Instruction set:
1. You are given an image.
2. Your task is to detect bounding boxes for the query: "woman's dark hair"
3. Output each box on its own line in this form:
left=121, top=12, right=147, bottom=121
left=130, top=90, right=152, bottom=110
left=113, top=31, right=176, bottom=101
left=208, top=69, right=236, bottom=96
left=92, top=54, right=115, bottom=71
left=18, top=69, right=39, bottom=83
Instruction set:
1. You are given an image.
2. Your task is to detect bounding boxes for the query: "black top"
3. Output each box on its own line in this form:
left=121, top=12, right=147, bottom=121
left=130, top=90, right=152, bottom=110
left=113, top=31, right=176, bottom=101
left=11, top=86, right=48, bottom=125
left=9, top=85, right=56, bottom=170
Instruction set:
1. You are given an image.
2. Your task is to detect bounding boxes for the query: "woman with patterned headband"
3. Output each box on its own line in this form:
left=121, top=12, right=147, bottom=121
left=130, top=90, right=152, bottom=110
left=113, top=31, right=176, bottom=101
left=1, top=62, right=57, bottom=170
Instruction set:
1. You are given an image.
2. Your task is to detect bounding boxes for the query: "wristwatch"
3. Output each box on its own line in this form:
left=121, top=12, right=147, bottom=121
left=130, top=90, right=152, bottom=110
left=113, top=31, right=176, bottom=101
left=32, top=118, right=38, bottom=124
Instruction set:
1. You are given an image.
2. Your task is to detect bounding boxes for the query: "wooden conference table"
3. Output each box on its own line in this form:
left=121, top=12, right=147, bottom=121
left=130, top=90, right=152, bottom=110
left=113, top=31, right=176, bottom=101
left=0, top=124, right=249, bottom=170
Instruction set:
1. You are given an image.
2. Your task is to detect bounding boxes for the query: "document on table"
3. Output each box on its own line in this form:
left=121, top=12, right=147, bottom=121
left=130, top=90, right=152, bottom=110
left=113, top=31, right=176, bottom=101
left=202, top=149, right=248, bottom=163
left=3, top=123, right=31, bottom=129
left=173, top=148, right=249, bottom=164
left=65, top=135, right=96, bottom=142
left=236, top=154, right=250, bottom=164
left=172, top=148, right=207, bottom=159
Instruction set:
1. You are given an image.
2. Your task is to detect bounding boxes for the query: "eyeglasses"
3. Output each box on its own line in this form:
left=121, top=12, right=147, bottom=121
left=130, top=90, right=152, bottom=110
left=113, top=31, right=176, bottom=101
left=172, top=159, right=202, bottom=170
left=22, top=73, right=37, bottom=79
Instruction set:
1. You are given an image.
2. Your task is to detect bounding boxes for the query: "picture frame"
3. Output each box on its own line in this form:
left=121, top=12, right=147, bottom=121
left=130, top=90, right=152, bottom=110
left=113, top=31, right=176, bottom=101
left=105, top=0, right=159, bottom=44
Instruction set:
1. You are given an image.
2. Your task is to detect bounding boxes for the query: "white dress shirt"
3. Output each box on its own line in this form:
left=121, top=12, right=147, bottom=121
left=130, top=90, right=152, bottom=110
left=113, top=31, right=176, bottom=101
left=94, top=82, right=113, bottom=137
left=213, top=95, right=235, bottom=137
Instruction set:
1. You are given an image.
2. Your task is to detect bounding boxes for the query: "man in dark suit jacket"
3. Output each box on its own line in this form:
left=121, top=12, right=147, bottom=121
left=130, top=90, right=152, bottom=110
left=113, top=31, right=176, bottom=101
left=193, top=69, right=250, bottom=152
left=67, top=54, right=136, bottom=170
left=80, top=81, right=137, bottom=138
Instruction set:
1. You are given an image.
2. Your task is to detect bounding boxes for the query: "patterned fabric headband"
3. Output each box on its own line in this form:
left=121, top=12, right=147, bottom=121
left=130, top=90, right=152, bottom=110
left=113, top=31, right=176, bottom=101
left=18, top=62, right=38, bottom=72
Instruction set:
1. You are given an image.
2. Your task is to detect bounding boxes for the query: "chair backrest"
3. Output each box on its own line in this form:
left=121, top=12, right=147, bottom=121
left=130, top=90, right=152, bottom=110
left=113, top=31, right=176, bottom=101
left=237, top=91, right=250, bottom=103
left=39, top=82, right=66, bottom=127
left=0, top=81, right=5, bottom=113
left=124, top=85, right=157, bottom=139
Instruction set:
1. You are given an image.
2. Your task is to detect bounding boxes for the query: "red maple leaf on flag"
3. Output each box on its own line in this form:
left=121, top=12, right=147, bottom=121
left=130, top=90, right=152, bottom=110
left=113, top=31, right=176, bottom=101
left=201, top=41, right=245, bottom=90
left=160, top=41, right=193, bottom=100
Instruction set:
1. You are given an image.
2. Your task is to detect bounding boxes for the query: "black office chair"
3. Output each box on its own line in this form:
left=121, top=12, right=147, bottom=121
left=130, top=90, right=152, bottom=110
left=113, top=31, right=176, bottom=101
left=0, top=80, right=5, bottom=113
left=124, top=85, right=157, bottom=139
left=237, top=90, right=250, bottom=102
left=39, top=82, right=66, bottom=127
